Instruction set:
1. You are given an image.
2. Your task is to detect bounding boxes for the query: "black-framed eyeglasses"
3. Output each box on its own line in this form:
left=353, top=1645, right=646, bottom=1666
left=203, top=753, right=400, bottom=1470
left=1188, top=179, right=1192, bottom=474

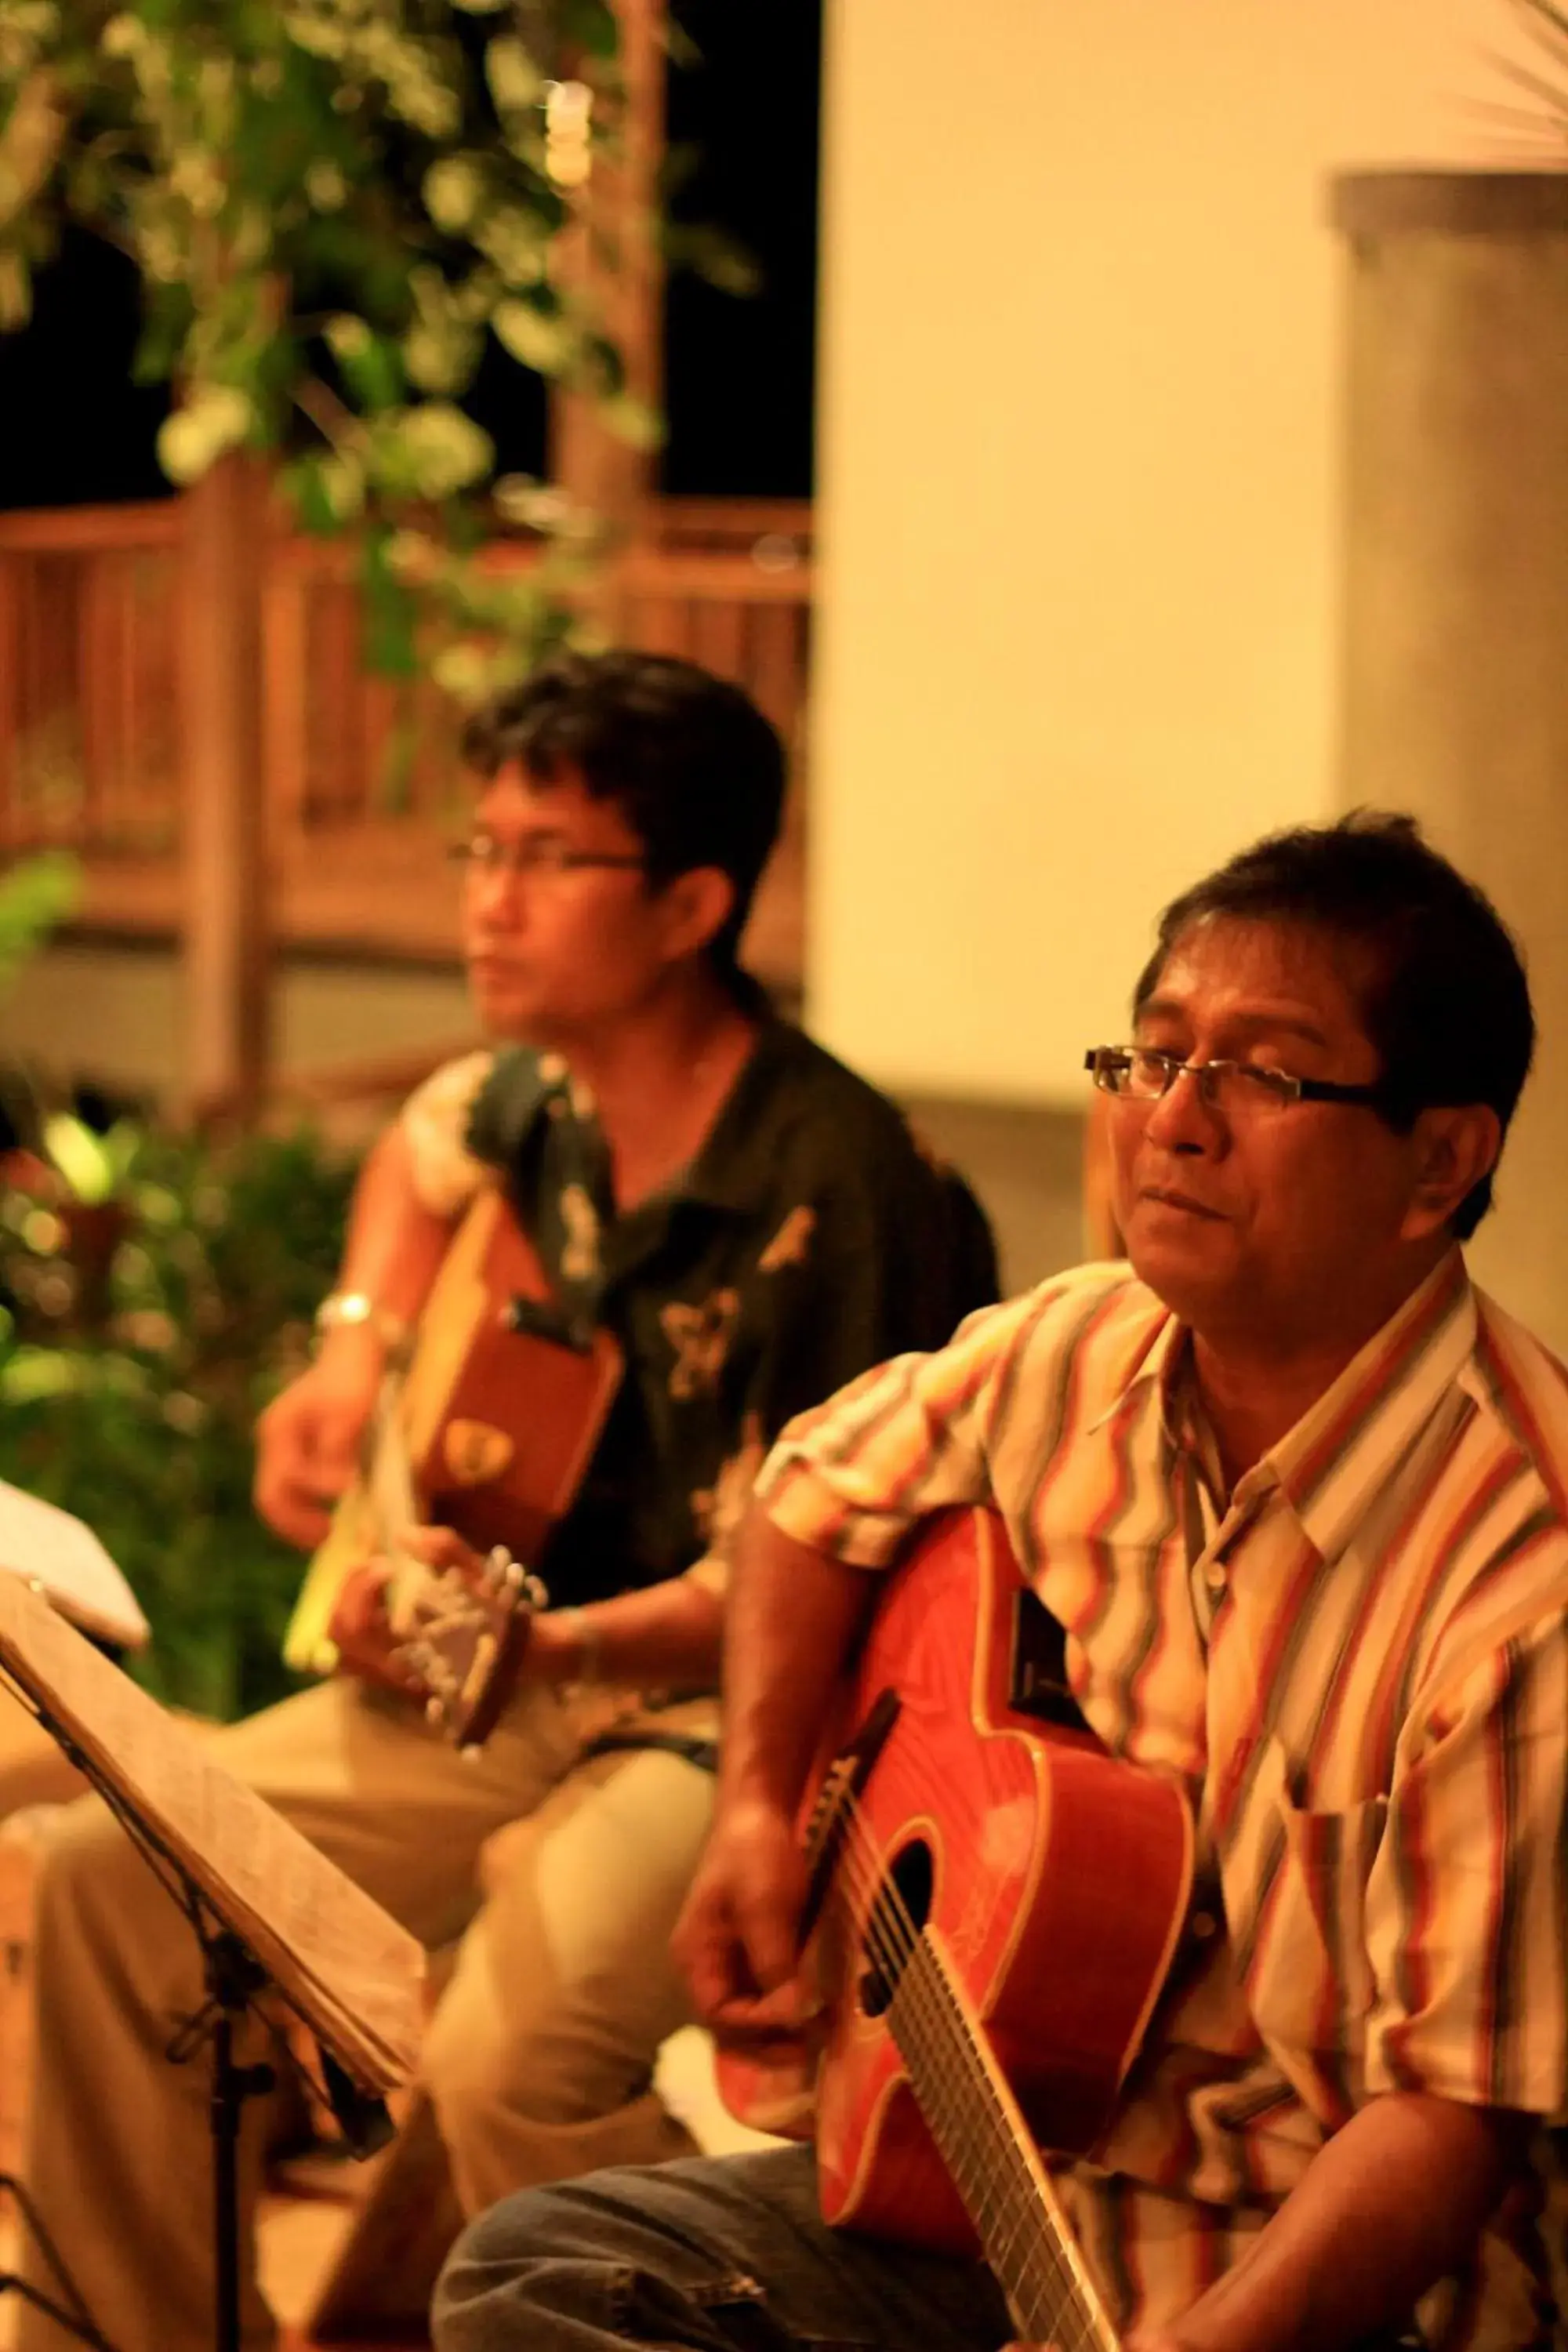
left=1083, top=1045, right=1389, bottom=1117
left=448, top=836, right=648, bottom=882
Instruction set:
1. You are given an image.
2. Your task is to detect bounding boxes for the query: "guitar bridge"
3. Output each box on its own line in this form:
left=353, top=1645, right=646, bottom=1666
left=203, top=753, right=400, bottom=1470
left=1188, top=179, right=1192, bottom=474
left=504, top=1296, right=598, bottom=1354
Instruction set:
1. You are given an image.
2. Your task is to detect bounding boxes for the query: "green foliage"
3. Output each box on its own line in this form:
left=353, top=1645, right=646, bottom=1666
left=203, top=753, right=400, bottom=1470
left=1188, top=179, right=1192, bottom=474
left=0, top=1118, right=358, bottom=1719
left=0, top=851, right=78, bottom=999
left=0, top=0, right=652, bottom=691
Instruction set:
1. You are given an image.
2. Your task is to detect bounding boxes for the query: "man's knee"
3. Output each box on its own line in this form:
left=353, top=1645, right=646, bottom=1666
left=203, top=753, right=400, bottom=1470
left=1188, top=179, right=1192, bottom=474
left=433, top=2166, right=771, bottom=2350
left=32, top=1791, right=194, bottom=2005
left=425, top=1940, right=661, bottom=2136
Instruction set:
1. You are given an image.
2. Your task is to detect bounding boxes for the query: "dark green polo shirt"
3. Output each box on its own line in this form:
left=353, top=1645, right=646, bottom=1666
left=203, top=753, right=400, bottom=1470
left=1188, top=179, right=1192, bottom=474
left=466, top=1019, right=998, bottom=1606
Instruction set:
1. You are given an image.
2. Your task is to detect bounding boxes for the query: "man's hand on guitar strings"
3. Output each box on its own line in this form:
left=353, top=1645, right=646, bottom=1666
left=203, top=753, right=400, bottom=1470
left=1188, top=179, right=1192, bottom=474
left=672, top=1796, right=824, bottom=2053
left=255, top=1338, right=383, bottom=1547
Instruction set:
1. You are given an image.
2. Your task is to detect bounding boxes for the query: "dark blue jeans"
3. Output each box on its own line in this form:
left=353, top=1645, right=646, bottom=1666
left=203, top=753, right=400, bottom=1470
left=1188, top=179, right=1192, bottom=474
left=433, top=2145, right=1015, bottom=2352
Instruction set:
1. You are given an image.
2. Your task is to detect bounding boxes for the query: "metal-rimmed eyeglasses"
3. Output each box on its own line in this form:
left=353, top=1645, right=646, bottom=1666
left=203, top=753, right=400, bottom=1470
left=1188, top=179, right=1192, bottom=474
left=448, top=835, right=648, bottom=883
left=1083, top=1046, right=1388, bottom=1116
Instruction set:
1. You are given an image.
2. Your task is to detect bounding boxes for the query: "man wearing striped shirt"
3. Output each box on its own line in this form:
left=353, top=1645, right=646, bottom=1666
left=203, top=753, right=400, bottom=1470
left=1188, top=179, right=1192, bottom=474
left=434, top=814, right=1568, bottom=2352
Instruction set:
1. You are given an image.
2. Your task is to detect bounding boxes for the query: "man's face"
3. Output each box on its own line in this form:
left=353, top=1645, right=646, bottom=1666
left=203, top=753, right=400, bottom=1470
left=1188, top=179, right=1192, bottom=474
left=460, top=764, right=680, bottom=1043
left=1109, top=916, right=1439, bottom=1350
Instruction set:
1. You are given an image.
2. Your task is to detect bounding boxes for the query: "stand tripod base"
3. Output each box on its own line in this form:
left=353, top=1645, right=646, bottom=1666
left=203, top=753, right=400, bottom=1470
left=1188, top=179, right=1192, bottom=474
left=0, top=2171, right=120, bottom=2352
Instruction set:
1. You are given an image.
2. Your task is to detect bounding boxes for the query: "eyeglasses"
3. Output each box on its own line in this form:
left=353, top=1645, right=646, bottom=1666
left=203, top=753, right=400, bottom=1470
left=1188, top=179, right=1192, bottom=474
left=1083, top=1046, right=1388, bottom=1116
left=448, top=836, right=648, bottom=883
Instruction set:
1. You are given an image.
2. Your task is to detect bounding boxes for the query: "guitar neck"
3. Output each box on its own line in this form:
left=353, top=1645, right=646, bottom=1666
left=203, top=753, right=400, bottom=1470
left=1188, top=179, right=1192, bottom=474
left=888, top=1929, right=1120, bottom=2352
left=366, top=1376, right=423, bottom=1606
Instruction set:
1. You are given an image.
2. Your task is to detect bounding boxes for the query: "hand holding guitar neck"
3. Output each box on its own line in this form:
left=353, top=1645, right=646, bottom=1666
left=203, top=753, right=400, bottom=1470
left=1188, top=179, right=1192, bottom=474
left=328, top=1522, right=546, bottom=1748
left=255, top=1323, right=386, bottom=1549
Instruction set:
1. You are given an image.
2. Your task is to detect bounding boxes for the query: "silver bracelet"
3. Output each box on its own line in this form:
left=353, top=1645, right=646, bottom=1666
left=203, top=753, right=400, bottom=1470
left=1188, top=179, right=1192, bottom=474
left=314, top=1291, right=409, bottom=1352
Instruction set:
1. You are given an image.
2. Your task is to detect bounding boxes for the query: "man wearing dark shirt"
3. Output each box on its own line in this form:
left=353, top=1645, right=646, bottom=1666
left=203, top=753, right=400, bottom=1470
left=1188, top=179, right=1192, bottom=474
left=16, top=651, right=997, bottom=2352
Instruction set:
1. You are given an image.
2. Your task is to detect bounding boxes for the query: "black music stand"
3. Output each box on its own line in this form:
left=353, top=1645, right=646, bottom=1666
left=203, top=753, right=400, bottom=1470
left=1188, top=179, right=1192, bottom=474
left=0, top=1576, right=419, bottom=2352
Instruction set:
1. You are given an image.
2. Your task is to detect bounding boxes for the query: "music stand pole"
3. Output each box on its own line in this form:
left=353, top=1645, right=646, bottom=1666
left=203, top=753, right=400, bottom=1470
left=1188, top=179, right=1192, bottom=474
left=176, top=1926, right=275, bottom=2352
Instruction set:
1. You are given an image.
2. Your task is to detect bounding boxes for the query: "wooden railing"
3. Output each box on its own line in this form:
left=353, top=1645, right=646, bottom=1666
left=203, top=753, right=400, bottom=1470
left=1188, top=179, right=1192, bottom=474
left=0, top=495, right=811, bottom=988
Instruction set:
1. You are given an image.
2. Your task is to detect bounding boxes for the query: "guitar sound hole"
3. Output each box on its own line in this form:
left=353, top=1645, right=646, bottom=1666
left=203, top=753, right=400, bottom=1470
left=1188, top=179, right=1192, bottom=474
left=858, top=1837, right=935, bottom=2019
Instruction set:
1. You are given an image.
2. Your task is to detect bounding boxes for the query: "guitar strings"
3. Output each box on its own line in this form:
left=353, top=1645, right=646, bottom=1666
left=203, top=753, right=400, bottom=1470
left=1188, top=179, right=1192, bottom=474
left=822, top=1818, right=1109, bottom=2352
left=818, top=1788, right=1118, bottom=2352
left=825, top=1822, right=1111, bottom=2352
left=826, top=1831, right=1109, bottom=2352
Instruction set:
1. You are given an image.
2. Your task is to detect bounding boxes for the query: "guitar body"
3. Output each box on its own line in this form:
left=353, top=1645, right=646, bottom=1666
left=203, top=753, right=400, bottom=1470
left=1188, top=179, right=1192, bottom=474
left=282, top=1189, right=622, bottom=1745
left=723, top=1507, right=1193, bottom=2260
left=394, top=1188, right=622, bottom=1566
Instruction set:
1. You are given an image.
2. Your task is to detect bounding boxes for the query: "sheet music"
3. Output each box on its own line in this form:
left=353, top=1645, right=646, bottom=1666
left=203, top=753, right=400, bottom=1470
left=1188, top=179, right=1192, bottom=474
left=0, top=1571, right=423, bottom=2092
left=0, top=1479, right=150, bottom=1648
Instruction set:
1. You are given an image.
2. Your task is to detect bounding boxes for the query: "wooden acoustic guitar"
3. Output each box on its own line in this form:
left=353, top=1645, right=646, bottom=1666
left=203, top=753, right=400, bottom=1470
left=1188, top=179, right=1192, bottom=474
left=282, top=1187, right=622, bottom=1748
left=718, top=1505, right=1195, bottom=2350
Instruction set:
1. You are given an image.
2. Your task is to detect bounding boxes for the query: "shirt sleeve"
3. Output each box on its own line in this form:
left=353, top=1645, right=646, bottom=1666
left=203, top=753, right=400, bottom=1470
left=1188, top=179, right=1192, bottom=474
left=753, top=1284, right=1060, bottom=1570
left=399, top=1050, right=496, bottom=1216
left=1365, top=1600, right=1568, bottom=2117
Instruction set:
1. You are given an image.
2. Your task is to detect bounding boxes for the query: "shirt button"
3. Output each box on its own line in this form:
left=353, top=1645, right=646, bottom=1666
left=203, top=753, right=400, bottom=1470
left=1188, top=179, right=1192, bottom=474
left=1204, top=1559, right=1228, bottom=1595
left=1191, top=1909, right=1218, bottom=1942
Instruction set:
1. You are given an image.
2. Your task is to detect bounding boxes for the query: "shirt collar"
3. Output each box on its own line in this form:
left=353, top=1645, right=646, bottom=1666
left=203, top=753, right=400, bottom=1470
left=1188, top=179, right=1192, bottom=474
left=1247, top=1249, right=1476, bottom=1559
left=1083, top=1250, right=1478, bottom=1562
left=1084, top=1287, right=1189, bottom=1438
left=670, top=1014, right=797, bottom=1216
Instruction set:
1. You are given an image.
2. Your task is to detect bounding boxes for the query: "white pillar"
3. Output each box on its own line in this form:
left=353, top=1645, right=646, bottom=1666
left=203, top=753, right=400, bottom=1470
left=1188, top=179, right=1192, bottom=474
left=1334, top=171, right=1568, bottom=1354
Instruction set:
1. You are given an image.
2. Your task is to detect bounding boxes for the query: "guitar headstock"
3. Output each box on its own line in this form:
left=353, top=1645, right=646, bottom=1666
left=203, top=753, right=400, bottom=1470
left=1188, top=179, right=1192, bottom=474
left=394, top=1547, right=548, bottom=1750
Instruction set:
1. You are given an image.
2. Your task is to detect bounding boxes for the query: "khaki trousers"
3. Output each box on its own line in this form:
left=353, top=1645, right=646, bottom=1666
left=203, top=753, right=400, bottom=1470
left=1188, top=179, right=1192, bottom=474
left=17, top=1671, right=716, bottom=2352
left=0, top=1684, right=90, bottom=1813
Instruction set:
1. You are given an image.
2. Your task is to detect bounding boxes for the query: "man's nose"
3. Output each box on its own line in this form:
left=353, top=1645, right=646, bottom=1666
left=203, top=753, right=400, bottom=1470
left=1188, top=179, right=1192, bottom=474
left=467, top=863, right=527, bottom=920
left=1142, top=1065, right=1222, bottom=1152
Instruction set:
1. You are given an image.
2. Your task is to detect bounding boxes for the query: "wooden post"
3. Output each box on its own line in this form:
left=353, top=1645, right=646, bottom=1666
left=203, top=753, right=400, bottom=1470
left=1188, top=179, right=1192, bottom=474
left=550, top=0, right=666, bottom=623
left=179, top=453, right=270, bottom=1122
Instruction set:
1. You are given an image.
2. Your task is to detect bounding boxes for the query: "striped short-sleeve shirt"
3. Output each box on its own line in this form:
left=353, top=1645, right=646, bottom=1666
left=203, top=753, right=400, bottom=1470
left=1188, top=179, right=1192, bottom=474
left=755, top=1250, right=1568, bottom=2348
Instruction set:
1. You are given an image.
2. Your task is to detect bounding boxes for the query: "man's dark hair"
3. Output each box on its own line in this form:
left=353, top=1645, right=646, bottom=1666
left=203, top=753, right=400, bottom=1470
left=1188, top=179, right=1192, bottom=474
left=1134, top=811, right=1534, bottom=1239
left=461, top=650, right=786, bottom=990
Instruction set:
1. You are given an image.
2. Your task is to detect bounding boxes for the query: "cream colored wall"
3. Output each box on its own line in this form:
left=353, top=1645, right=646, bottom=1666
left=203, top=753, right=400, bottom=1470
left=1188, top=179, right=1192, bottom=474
left=809, top=0, right=1507, bottom=1100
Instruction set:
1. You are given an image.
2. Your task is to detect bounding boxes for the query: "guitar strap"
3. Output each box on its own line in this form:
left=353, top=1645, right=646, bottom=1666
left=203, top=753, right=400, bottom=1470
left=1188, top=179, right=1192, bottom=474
left=578, top=1727, right=719, bottom=1775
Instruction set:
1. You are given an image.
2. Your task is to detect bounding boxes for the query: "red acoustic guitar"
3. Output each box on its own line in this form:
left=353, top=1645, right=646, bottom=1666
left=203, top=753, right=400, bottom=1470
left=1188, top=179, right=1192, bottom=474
left=719, top=1507, right=1194, bottom=2350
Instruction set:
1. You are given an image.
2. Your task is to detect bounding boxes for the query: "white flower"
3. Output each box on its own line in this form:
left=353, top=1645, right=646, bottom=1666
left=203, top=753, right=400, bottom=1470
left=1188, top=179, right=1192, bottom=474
left=100, top=13, right=143, bottom=59
left=325, top=312, right=372, bottom=361
left=168, top=147, right=227, bottom=220
left=485, top=37, right=541, bottom=116
left=423, top=155, right=484, bottom=234
left=431, top=643, right=493, bottom=704
left=474, top=205, right=546, bottom=285
left=386, top=528, right=440, bottom=582
left=404, top=318, right=477, bottom=397
left=157, top=385, right=253, bottom=485
left=304, top=159, right=347, bottom=212
left=321, top=454, right=365, bottom=521
left=136, top=220, right=187, bottom=284
left=389, top=403, right=493, bottom=498
left=492, top=298, right=568, bottom=374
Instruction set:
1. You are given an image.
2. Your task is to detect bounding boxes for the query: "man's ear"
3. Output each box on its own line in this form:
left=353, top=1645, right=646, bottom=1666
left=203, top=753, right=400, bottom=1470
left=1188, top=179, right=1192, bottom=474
left=657, top=866, right=738, bottom=964
left=1400, top=1104, right=1503, bottom=1240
